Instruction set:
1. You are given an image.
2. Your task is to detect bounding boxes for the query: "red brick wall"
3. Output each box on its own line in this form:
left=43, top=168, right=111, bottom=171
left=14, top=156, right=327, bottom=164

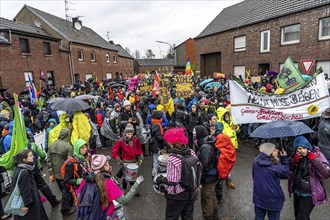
left=185, top=39, right=195, bottom=65
left=0, top=33, right=70, bottom=93
left=71, top=44, right=134, bottom=81
left=195, top=5, right=330, bottom=76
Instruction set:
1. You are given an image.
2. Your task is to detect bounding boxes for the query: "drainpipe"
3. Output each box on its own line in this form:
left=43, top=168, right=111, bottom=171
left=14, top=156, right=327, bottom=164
left=8, top=29, right=12, bottom=43
left=68, top=41, right=75, bottom=85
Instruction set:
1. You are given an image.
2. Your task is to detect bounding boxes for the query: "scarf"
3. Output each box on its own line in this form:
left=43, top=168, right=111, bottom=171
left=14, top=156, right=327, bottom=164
left=151, top=118, right=163, bottom=135
left=17, top=163, right=35, bottom=171
left=168, top=145, right=190, bottom=156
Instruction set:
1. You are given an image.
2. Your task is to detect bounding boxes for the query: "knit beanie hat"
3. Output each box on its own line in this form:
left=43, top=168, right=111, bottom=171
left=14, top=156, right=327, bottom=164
left=124, top=100, right=131, bottom=107
left=259, top=143, right=276, bottom=156
left=124, top=123, right=134, bottom=133
left=214, top=122, right=223, bottom=135
left=293, top=136, right=313, bottom=151
left=207, top=113, right=216, bottom=121
left=114, top=103, right=121, bottom=109
left=91, top=154, right=107, bottom=171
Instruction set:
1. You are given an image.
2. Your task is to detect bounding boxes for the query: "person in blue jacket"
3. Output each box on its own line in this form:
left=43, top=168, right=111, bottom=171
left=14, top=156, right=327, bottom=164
left=3, top=121, right=13, bottom=153
left=252, top=142, right=289, bottom=220
left=145, top=104, right=168, bottom=128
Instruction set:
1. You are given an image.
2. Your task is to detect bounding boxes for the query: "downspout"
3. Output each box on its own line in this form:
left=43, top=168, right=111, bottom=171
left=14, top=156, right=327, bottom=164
left=9, top=29, right=12, bottom=43
left=68, top=41, right=75, bottom=85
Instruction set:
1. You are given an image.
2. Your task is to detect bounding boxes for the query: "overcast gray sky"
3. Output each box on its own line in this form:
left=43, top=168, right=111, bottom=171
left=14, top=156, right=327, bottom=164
left=0, top=0, right=241, bottom=58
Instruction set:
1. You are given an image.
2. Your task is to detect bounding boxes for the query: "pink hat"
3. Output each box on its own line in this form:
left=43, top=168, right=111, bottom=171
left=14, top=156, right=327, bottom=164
left=91, top=154, right=108, bottom=171
left=164, top=128, right=188, bottom=145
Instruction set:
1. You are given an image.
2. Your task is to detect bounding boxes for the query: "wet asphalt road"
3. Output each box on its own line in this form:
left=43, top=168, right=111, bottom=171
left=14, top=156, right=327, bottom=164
left=3, top=140, right=329, bottom=220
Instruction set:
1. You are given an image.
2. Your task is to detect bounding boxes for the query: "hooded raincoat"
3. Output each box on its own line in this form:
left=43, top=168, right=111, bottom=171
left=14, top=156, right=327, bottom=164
left=216, top=107, right=239, bottom=149
left=48, top=114, right=70, bottom=146
left=215, top=133, right=236, bottom=179
left=71, top=111, right=91, bottom=144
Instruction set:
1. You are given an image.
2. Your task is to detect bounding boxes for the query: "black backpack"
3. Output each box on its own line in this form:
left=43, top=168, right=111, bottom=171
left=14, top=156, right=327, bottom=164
left=172, top=153, right=202, bottom=191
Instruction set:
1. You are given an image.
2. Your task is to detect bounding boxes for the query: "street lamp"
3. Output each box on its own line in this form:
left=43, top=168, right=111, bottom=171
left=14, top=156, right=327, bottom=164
left=156, top=40, right=175, bottom=66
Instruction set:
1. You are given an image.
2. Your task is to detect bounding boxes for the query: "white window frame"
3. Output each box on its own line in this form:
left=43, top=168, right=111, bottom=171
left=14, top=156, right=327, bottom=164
left=47, top=71, right=54, bottom=86
left=260, top=30, right=270, bottom=53
left=316, top=61, right=330, bottom=79
left=91, top=51, right=96, bottom=62
left=105, top=53, right=110, bottom=63
left=280, top=63, right=299, bottom=72
left=124, top=59, right=127, bottom=67
left=319, top=17, right=330, bottom=40
left=24, top=72, right=33, bottom=87
left=234, top=36, right=246, bottom=52
left=281, top=24, right=300, bottom=45
left=78, top=49, right=84, bottom=61
left=113, top=55, right=117, bottom=63
left=233, top=66, right=245, bottom=79
left=85, top=73, right=93, bottom=81
left=106, top=73, right=113, bottom=79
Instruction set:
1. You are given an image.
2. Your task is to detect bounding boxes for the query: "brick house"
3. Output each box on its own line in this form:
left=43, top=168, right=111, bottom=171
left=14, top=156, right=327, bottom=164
left=111, top=42, right=135, bottom=79
left=174, top=38, right=195, bottom=72
left=195, top=0, right=330, bottom=78
left=135, top=59, right=174, bottom=73
left=14, top=5, right=134, bottom=83
left=0, top=17, right=70, bottom=93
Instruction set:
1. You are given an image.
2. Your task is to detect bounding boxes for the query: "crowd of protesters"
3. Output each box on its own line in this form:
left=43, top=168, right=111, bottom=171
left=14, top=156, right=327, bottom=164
left=0, top=71, right=328, bottom=220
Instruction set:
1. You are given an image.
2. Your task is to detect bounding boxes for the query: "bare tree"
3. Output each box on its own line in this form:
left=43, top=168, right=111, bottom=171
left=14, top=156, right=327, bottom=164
left=133, top=49, right=141, bottom=59
left=145, top=49, right=155, bottom=59
left=125, top=47, right=131, bottom=55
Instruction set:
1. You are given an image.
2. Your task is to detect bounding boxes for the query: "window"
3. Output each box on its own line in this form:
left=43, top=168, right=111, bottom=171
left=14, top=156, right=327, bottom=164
left=124, top=59, right=127, bottom=67
left=280, top=63, right=298, bottom=71
left=19, top=38, right=30, bottom=53
left=24, top=72, right=33, bottom=87
left=260, top=30, right=270, bottom=53
left=106, top=73, right=113, bottom=79
left=319, top=17, right=330, bottom=40
left=113, top=55, right=117, bottom=63
left=85, top=73, right=93, bottom=81
left=128, top=60, right=131, bottom=67
left=91, top=51, right=96, bottom=62
left=43, top=42, right=52, bottom=55
left=316, top=61, right=330, bottom=79
left=234, top=66, right=245, bottom=79
left=234, top=36, right=246, bottom=52
left=281, top=24, right=300, bottom=45
left=106, top=53, right=110, bottom=63
left=47, top=71, right=54, bottom=86
left=78, top=49, right=84, bottom=61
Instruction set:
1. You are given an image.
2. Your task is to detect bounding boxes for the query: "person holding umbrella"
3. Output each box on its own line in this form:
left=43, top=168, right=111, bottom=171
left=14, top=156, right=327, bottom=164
left=252, top=143, right=289, bottom=220
left=288, top=136, right=330, bottom=220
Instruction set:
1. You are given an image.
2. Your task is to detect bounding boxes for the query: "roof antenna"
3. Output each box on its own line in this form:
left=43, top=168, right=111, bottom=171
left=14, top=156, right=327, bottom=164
left=64, top=0, right=76, bottom=24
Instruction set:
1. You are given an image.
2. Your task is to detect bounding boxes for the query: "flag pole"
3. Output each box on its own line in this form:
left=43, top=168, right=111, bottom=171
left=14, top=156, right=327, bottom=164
left=39, top=80, right=42, bottom=91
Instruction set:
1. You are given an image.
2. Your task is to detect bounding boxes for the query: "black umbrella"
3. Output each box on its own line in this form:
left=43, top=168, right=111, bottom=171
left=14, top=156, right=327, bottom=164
left=110, top=83, right=125, bottom=88
left=250, top=120, right=314, bottom=139
left=50, top=98, right=90, bottom=111
left=0, top=88, right=7, bottom=93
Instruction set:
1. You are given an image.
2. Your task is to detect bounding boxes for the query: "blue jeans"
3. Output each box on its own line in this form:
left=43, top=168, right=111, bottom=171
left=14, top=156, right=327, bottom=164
left=255, top=205, right=280, bottom=220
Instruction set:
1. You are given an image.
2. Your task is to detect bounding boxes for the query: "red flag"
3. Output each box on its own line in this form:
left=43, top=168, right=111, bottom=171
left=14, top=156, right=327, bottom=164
left=152, top=73, right=160, bottom=97
left=39, top=68, right=46, bottom=82
left=109, top=87, right=114, bottom=100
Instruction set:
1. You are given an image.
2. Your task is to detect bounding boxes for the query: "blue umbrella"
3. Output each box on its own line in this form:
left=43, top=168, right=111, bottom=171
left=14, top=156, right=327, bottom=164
left=204, top=82, right=222, bottom=90
left=250, top=120, right=314, bottom=139
left=302, top=74, right=312, bottom=81
left=200, top=78, right=214, bottom=87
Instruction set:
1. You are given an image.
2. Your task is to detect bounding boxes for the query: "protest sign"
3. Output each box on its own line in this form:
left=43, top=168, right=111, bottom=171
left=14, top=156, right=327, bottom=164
left=175, top=75, right=192, bottom=98
left=277, top=57, right=305, bottom=92
left=229, top=73, right=330, bottom=124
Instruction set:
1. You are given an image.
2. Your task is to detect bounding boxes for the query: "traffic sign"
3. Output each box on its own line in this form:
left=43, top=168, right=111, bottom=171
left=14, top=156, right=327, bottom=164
left=301, top=59, right=315, bottom=75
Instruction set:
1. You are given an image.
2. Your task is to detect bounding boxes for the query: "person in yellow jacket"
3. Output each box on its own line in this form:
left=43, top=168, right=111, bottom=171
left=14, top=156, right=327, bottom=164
left=70, top=111, right=91, bottom=145
left=163, top=91, right=174, bottom=117
left=48, top=113, right=72, bottom=147
left=216, top=106, right=239, bottom=189
left=216, top=107, right=239, bottom=149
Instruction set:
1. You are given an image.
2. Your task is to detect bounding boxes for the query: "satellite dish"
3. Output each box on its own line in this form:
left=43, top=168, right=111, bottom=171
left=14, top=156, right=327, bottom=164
left=34, top=20, right=41, bottom=28
left=74, top=22, right=82, bottom=31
